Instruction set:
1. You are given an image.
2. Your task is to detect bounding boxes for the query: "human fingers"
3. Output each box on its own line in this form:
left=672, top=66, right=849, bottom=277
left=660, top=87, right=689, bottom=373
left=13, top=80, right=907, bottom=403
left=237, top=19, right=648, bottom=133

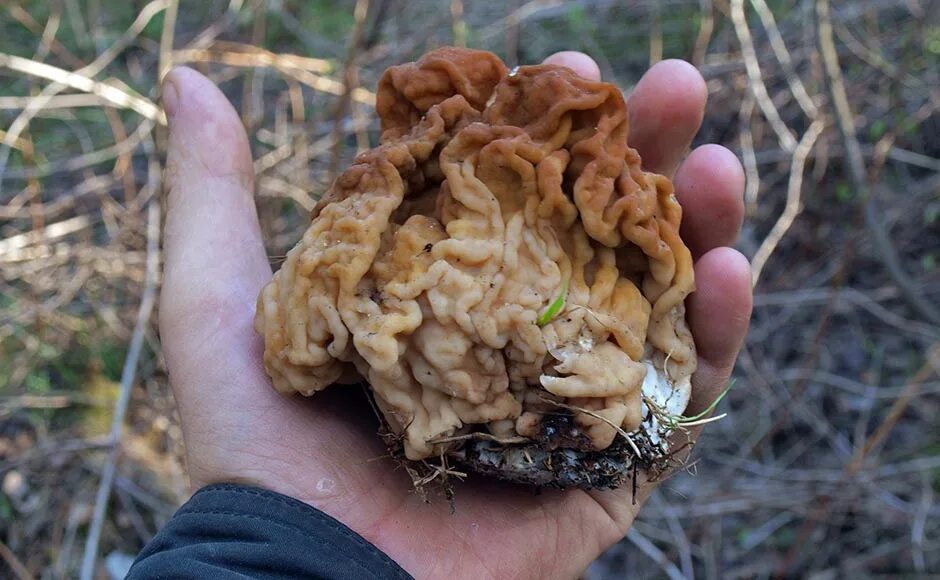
left=673, top=144, right=746, bottom=258
left=592, top=247, right=751, bottom=515
left=542, top=51, right=602, bottom=80
left=159, top=67, right=273, bottom=420
left=627, top=60, right=707, bottom=177
left=684, top=247, right=753, bottom=414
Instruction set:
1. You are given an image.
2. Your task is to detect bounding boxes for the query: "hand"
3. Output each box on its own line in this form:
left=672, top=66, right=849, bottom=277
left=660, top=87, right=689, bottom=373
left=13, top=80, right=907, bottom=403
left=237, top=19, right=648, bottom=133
left=159, top=51, right=751, bottom=579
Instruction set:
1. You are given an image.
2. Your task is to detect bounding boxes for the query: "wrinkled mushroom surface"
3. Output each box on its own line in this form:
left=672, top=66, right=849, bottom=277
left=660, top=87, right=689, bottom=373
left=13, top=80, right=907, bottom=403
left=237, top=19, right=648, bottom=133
left=256, top=47, right=697, bottom=471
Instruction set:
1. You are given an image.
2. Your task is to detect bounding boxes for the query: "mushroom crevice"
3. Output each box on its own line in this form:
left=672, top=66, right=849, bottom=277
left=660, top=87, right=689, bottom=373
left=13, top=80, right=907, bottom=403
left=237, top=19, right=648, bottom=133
left=255, top=47, right=697, bottom=474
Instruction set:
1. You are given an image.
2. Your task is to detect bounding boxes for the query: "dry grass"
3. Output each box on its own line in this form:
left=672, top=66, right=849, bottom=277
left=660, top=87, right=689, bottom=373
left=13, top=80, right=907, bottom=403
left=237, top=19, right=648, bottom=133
left=1, top=0, right=938, bottom=578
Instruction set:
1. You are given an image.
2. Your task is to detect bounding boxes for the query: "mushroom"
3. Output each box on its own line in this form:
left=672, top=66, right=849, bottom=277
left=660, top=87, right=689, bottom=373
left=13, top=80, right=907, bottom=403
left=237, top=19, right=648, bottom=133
left=255, top=47, right=697, bottom=489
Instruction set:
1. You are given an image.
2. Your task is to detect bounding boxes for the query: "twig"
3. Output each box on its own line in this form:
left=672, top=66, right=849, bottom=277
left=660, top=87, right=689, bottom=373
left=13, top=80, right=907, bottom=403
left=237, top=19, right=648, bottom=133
left=751, top=118, right=825, bottom=285
left=746, top=247, right=850, bottom=458
left=835, top=288, right=940, bottom=340
left=738, top=511, right=794, bottom=552
left=776, top=368, right=940, bottom=399
left=158, top=0, right=179, bottom=82
left=79, top=175, right=161, bottom=580
left=833, top=21, right=921, bottom=89
left=538, top=395, right=642, bottom=458
left=83, top=0, right=172, bottom=80
left=0, top=539, right=32, bottom=580
left=102, top=106, right=135, bottom=205
left=32, top=3, right=61, bottom=63
left=730, top=0, right=797, bottom=152
left=0, top=129, right=33, bottom=153
left=817, top=0, right=940, bottom=326
left=114, top=474, right=176, bottom=516
left=284, top=79, right=312, bottom=187
left=187, top=0, right=257, bottom=50
left=911, top=471, right=931, bottom=573
left=0, top=94, right=114, bottom=110
left=4, top=3, right=84, bottom=69
left=626, top=528, right=685, bottom=580
left=751, top=140, right=940, bottom=171
left=55, top=500, right=87, bottom=578
left=0, top=54, right=164, bottom=123
left=173, top=41, right=332, bottom=72
left=692, top=0, right=714, bottom=67
left=649, top=1, right=663, bottom=66
left=116, top=486, right=153, bottom=543
left=329, top=0, right=370, bottom=181
left=0, top=215, right=92, bottom=256
left=749, top=0, right=819, bottom=119
left=361, top=0, right=389, bottom=51
left=0, top=437, right=110, bottom=475
left=477, top=0, right=563, bottom=42
left=172, top=45, right=375, bottom=106
left=425, top=433, right=530, bottom=445
left=257, top=176, right=318, bottom=211
left=241, top=4, right=267, bottom=130
left=21, top=131, right=43, bottom=236
left=267, top=2, right=344, bottom=58
left=649, top=491, right=695, bottom=579
left=739, top=91, right=760, bottom=213
left=0, top=393, right=104, bottom=410
left=846, top=344, right=940, bottom=471
left=63, top=0, right=91, bottom=50
left=883, top=141, right=940, bottom=173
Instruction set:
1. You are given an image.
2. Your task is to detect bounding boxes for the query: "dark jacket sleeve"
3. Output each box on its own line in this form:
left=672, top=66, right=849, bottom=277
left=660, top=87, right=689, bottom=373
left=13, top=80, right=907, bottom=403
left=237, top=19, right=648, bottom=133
left=127, top=483, right=412, bottom=579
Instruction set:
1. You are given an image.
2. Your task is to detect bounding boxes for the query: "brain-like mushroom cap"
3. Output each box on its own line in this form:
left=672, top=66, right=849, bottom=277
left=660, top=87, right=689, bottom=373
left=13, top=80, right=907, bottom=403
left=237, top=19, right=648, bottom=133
left=256, top=48, right=696, bottom=461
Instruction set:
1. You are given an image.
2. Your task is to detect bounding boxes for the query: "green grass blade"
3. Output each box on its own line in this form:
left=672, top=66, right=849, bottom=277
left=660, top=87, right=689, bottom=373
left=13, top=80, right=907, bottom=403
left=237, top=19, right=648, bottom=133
left=537, top=279, right=569, bottom=326
left=679, top=379, right=734, bottom=423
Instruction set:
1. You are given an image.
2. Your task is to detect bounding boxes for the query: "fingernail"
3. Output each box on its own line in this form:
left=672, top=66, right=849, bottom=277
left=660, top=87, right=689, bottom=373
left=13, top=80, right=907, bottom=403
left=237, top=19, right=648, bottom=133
left=162, top=75, right=180, bottom=120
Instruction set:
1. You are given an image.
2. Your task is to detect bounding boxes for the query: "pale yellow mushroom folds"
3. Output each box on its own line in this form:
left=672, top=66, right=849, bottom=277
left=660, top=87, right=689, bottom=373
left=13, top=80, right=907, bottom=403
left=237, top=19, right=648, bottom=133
left=255, top=47, right=697, bottom=485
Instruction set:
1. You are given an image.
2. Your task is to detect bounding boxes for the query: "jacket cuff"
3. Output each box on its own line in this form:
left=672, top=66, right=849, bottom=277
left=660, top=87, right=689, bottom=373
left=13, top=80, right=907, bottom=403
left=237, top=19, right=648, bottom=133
left=128, top=483, right=412, bottom=579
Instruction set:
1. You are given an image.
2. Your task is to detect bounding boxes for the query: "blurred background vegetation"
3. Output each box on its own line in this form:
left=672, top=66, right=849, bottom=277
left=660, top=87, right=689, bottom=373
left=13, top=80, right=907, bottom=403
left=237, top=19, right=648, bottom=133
left=1, top=0, right=938, bottom=578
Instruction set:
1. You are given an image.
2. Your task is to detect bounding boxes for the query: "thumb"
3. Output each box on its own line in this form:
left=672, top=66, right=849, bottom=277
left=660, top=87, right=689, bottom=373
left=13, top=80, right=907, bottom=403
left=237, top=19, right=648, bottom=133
left=159, top=67, right=272, bottom=420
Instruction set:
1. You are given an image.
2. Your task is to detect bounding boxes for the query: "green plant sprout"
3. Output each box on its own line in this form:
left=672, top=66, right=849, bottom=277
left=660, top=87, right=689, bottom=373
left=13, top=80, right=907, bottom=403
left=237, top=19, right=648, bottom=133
left=537, top=279, right=569, bottom=326
left=644, top=380, right=734, bottom=431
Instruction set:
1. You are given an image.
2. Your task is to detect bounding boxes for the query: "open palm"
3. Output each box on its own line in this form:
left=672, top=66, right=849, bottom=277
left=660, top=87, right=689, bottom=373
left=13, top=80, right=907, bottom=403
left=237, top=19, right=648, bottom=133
left=159, top=51, right=752, bottom=579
